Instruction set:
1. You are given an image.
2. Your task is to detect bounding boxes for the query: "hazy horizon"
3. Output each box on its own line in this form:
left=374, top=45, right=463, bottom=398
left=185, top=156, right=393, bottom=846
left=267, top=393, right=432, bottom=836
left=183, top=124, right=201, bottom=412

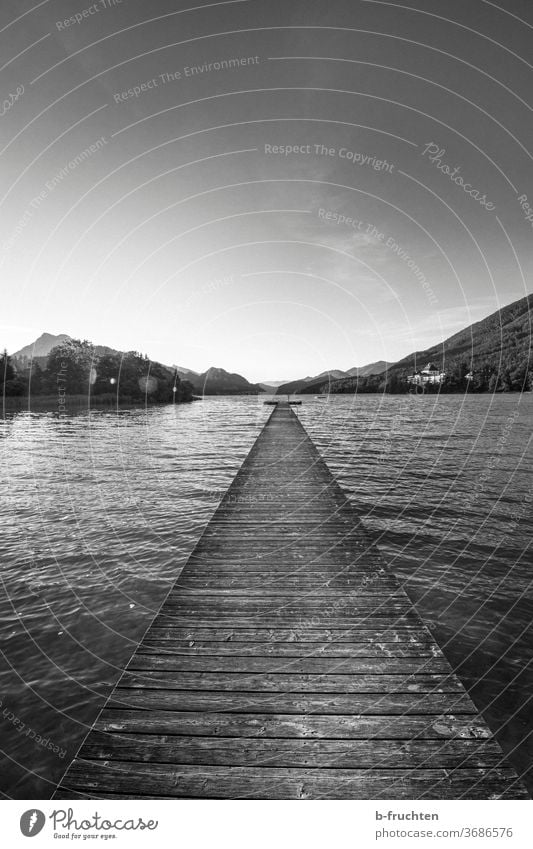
left=7, top=287, right=529, bottom=384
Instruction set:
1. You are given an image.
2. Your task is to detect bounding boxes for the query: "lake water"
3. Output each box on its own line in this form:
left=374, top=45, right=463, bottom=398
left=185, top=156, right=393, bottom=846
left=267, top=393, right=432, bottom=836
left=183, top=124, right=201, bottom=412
left=1, top=394, right=531, bottom=798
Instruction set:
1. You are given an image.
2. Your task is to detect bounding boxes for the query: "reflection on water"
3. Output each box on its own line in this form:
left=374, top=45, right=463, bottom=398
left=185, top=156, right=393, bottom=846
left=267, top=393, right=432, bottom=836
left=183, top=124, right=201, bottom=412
left=0, top=394, right=531, bottom=797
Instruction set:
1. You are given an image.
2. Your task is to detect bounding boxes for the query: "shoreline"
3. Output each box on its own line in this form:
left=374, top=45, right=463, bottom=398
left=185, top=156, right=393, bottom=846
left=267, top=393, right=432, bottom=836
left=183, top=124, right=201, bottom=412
left=1, top=394, right=197, bottom=413
left=3, top=390, right=530, bottom=414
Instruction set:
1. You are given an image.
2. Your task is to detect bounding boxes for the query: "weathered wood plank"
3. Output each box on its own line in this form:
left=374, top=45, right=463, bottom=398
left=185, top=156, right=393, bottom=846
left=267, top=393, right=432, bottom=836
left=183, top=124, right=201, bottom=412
left=59, top=761, right=529, bottom=799
left=126, top=655, right=453, bottom=675
left=139, top=639, right=439, bottom=657
left=106, top=689, right=477, bottom=714
left=176, top=569, right=398, bottom=598
left=118, top=670, right=462, bottom=693
left=171, top=588, right=401, bottom=597
left=144, top=627, right=432, bottom=643
left=79, top=734, right=504, bottom=769
left=160, top=602, right=414, bottom=616
left=154, top=615, right=422, bottom=627
left=183, top=555, right=386, bottom=567
left=94, top=709, right=493, bottom=739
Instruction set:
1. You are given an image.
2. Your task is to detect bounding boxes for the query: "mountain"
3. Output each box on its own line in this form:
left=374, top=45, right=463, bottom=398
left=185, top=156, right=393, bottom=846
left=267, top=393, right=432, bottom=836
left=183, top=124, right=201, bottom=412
left=276, top=361, right=390, bottom=395
left=13, top=332, right=71, bottom=362
left=258, top=380, right=293, bottom=392
left=12, top=334, right=127, bottom=372
left=391, top=294, right=532, bottom=385
left=187, top=367, right=262, bottom=395
left=174, top=365, right=200, bottom=380
left=312, top=295, right=533, bottom=394
left=303, top=369, right=347, bottom=382
left=346, top=360, right=391, bottom=377
left=13, top=333, right=121, bottom=361
left=276, top=369, right=352, bottom=395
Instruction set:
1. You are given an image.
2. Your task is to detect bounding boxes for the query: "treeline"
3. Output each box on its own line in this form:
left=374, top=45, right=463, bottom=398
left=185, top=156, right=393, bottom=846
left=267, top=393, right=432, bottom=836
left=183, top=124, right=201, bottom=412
left=302, top=358, right=532, bottom=395
left=1, top=339, right=194, bottom=403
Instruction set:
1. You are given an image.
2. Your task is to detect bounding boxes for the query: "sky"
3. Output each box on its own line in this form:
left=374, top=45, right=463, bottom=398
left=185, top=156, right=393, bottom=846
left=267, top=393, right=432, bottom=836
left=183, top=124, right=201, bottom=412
left=1, top=0, right=532, bottom=381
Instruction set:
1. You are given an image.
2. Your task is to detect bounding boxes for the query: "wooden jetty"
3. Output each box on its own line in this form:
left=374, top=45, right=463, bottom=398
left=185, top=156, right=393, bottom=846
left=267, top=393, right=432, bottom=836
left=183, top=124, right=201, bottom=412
left=55, top=403, right=528, bottom=799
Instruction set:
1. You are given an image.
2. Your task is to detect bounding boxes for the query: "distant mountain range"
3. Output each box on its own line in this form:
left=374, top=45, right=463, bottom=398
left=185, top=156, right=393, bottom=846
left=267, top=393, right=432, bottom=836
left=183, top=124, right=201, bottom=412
left=12, top=335, right=262, bottom=395
left=172, top=365, right=260, bottom=394
left=10, top=335, right=392, bottom=395
left=275, top=361, right=390, bottom=395
left=10, top=295, right=532, bottom=397
left=258, top=380, right=288, bottom=391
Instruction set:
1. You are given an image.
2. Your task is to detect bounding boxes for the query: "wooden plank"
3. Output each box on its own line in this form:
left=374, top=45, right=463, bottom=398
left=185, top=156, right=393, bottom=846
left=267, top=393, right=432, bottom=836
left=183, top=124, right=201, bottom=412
left=106, top=689, right=477, bottom=714
left=178, top=567, right=387, bottom=575
left=59, top=761, right=529, bottom=799
left=175, top=579, right=399, bottom=588
left=158, top=587, right=415, bottom=603
left=79, top=734, right=504, bottom=769
left=139, top=640, right=439, bottom=657
left=153, top=616, right=422, bottom=627
left=183, top=555, right=385, bottom=567
left=55, top=403, right=528, bottom=800
left=160, top=602, right=414, bottom=616
left=118, top=670, right=462, bottom=693
left=126, top=656, right=453, bottom=675
left=187, top=540, right=378, bottom=548
left=172, top=587, right=400, bottom=596
left=144, top=627, right=432, bottom=643
left=94, top=709, right=494, bottom=739
left=53, top=790, right=135, bottom=800
left=176, top=568, right=393, bottom=577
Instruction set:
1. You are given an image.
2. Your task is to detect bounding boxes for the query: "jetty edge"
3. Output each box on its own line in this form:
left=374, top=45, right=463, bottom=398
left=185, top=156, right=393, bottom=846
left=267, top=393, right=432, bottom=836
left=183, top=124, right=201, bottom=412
left=54, top=402, right=529, bottom=799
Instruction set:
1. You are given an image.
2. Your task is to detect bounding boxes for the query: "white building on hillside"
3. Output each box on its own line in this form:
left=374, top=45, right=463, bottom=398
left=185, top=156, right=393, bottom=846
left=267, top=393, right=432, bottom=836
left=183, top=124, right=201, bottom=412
left=407, top=362, right=446, bottom=386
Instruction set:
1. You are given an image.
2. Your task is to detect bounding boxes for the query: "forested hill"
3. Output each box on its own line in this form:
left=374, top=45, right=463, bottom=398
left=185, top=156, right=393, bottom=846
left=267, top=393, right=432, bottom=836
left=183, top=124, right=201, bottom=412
left=301, top=294, right=533, bottom=394
left=186, top=367, right=262, bottom=395
left=7, top=336, right=261, bottom=398
left=2, top=338, right=195, bottom=403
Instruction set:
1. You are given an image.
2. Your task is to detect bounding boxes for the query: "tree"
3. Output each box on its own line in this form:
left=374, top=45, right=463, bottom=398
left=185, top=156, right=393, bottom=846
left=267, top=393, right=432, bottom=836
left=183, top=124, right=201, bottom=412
left=29, top=362, right=44, bottom=394
left=45, top=339, right=96, bottom=395
left=92, top=351, right=180, bottom=403
left=91, top=352, right=122, bottom=395
left=508, top=363, right=528, bottom=391
left=1, top=349, right=26, bottom=396
left=1, top=349, right=14, bottom=382
left=488, top=372, right=501, bottom=393
left=501, top=367, right=513, bottom=392
left=177, top=379, right=194, bottom=402
left=114, top=352, right=152, bottom=400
